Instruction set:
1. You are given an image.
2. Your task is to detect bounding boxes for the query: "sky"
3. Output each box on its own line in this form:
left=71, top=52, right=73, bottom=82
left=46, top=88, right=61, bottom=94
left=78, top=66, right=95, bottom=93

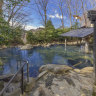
left=23, top=0, right=95, bottom=30
left=23, top=0, right=70, bottom=30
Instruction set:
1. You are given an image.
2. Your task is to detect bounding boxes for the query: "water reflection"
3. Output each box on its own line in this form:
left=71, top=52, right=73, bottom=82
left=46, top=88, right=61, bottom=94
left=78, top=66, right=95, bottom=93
left=0, top=45, right=93, bottom=77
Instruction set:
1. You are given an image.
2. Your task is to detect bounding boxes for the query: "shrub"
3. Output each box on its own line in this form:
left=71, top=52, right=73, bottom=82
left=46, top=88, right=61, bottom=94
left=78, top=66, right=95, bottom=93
left=0, top=17, right=23, bottom=45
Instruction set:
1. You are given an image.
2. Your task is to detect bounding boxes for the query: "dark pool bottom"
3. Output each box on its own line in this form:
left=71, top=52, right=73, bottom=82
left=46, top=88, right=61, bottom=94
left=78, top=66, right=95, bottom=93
left=0, top=45, right=93, bottom=77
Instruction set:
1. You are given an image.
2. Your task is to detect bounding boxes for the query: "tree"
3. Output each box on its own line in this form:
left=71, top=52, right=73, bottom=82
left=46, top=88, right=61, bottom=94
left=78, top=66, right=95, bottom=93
left=89, top=0, right=96, bottom=8
left=80, top=0, right=88, bottom=27
left=3, top=0, right=30, bottom=27
left=34, top=0, right=49, bottom=26
left=45, top=20, right=55, bottom=41
left=66, top=0, right=72, bottom=28
left=45, top=20, right=55, bottom=30
left=58, top=0, right=65, bottom=29
left=0, top=0, right=30, bottom=45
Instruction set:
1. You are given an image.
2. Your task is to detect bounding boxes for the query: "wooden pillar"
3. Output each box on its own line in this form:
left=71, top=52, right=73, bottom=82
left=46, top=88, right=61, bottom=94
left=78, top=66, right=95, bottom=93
left=85, top=40, right=89, bottom=53
left=88, top=10, right=96, bottom=88
left=81, top=38, right=84, bottom=44
left=94, top=21, right=96, bottom=84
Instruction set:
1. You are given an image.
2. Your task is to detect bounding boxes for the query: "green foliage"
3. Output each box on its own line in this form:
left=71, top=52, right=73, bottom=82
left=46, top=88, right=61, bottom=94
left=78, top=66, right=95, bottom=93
left=72, top=22, right=80, bottom=29
left=0, top=0, right=30, bottom=46
left=27, top=31, right=37, bottom=44
left=0, top=59, right=3, bottom=66
left=27, top=20, right=71, bottom=44
left=0, top=17, right=23, bottom=45
left=27, top=20, right=85, bottom=44
left=45, top=20, right=55, bottom=30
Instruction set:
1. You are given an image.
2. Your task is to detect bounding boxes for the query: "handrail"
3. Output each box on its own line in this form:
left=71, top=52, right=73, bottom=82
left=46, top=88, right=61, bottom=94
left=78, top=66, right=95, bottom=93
left=0, top=60, right=29, bottom=96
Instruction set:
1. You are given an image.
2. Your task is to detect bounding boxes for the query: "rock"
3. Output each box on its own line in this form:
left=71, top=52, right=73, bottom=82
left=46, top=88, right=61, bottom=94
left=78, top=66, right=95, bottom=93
left=0, top=81, right=4, bottom=91
left=13, top=74, right=22, bottom=83
left=38, top=86, right=53, bottom=96
left=28, top=65, right=93, bottom=96
left=2, top=45, right=7, bottom=49
left=0, top=74, right=14, bottom=82
left=42, top=43, right=51, bottom=48
left=74, top=69, right=81, bottom=73
left=37, top=71, right=48, bottom=80
left=81, top=93, right=86, bottom=96
left=20, top=44, right=33, bottom=50
left=6, top=88, right=21, bottom=96
left=20, top=92, right=26, bottom=96
left=29, top=71, right=93, bottom=96
left=80, top=67, right=93, bottom=74
left=3, top=82, right=21, bottom=96
left=32, top=86, right=53, bottom=96
left=39, top=64, right=73, bottom=74
left=0, top=74, right=22, bottom=82
left=74, top=67, right=93, bottom=74
left=25, top=78, right=36, bottom=92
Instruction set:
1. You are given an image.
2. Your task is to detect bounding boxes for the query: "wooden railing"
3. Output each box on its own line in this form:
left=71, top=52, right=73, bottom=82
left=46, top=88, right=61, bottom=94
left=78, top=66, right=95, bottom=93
left=0, top=60, right=29, bottom=96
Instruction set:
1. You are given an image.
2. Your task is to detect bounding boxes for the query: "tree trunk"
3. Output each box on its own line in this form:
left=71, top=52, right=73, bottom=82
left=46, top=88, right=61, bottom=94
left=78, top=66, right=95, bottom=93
left=44, top=9, right=47, bottom=27
left=61, top=9, right=64, bottom=29
left=69, top=7, right=72, bottom=28
left=66, top=0, right=72, bottom=29
left=44, top=8, right=47, bottom=39
left=0, top=0, right=3, bottom=17
left=81, top=0, right=87, bottom=27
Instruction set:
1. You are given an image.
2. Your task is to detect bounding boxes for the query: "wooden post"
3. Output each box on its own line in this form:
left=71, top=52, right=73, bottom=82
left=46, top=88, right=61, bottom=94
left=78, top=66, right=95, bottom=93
left=81, top=38, right=83, bottom=44
left=27, top=61, right=29, bottom=82
left=88, top=10, right=96, bottom=83
left=85, top=40, right=89, bottom=53
left=88, top=10, right=96, bottom=94
left=94, top=21, right=96, bottom=84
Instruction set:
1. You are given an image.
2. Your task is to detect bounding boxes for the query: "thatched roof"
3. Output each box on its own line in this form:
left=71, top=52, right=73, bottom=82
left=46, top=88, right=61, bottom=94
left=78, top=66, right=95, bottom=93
left=60, top=27, right=93, bottom=38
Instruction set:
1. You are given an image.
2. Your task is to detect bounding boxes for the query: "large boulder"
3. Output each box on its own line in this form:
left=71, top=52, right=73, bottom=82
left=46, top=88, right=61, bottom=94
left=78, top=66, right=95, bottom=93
left=33, top=86, right=53, bottom=96
left=74, top=67, right=93, bottom=74
left=39, top=64, right=73, bottom=74
left=80, top=67, right=93, bottom=74
left=28, top=65, right=94, bottom=96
